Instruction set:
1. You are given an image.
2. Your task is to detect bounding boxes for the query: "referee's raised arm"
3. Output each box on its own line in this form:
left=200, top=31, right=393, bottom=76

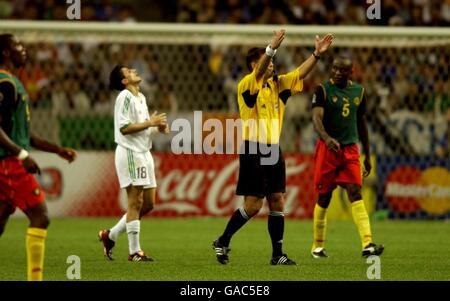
left=255, top=29, right=286, bottom=81
left=297, top=33, right=334, bottom=79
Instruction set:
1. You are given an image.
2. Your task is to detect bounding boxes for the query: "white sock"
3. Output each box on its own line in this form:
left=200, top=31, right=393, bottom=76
left=126, top=220, right=141, bottom=255
left=108, top=214, right=127, bottom=242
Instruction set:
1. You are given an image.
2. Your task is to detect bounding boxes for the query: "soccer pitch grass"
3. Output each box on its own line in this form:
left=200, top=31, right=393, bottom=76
left=0, top=218, right=449, bottom=281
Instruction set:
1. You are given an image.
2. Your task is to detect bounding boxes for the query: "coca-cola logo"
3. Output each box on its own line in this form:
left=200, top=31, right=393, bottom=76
left=152, top=154, right=314, bottom=217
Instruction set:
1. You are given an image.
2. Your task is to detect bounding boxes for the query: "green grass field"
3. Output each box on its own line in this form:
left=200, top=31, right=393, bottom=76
left=0, top=217, right=449, bottom=281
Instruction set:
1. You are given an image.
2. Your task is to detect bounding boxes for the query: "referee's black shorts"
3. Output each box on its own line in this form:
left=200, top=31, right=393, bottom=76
left=236, top=141, right=286, bottom=198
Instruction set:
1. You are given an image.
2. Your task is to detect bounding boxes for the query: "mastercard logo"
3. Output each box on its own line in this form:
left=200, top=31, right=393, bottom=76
left=384, top=166, right=450, bottom=215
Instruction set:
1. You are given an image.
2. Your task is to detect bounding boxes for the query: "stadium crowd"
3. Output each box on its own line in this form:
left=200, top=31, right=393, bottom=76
left=22, top=42, right=449, bottom=116
left=0, top=0, right=136, bottom=22
left=1, top=0, right=450, bottom=26
left=176, top=0, right=450, bottom=26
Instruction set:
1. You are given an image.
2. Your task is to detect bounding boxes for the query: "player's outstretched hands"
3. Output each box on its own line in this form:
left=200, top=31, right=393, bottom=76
left=325, top=136, right=340, bottom=152
left=363, top=156, right=371, bottom=177
left=58, top=147, right=77, bottom=163
left=23, top=156, right=41, bottom=174
left=270, top=29, right=286, bottom=50
left=149, top=111, right=167, bottom=127
left=315, top=33, right=333, bottom=54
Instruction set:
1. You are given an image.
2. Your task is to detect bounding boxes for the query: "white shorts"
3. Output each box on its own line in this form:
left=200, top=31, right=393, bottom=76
left=115, top=145, right=157, bottom=189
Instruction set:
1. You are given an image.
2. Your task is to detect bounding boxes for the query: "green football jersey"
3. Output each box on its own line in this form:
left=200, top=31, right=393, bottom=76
left=0, top=70, right=30, bottom=157
left=312, top=80, right=365, bottom=145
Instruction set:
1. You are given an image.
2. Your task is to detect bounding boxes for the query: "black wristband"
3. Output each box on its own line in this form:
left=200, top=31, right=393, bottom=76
left=313, top=52, right=320, bottom=60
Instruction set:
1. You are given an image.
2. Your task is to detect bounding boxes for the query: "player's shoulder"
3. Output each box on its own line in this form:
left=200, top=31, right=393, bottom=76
left=0, top=70, right=16, bottom=85
left=320, top=80, right=332, bottom=88
left=116, top=89, right=132, bottom=101
left=349, top=81, right=364, bottom=90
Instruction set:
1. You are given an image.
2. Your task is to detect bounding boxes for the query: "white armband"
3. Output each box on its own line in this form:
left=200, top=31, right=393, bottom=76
left=265, top=45, right=277, bottom=58
left=17, top=149, right=29, bottom=161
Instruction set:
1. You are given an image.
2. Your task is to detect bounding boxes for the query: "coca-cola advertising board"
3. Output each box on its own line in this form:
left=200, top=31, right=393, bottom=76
left=23, top=152, right=317, bottom=218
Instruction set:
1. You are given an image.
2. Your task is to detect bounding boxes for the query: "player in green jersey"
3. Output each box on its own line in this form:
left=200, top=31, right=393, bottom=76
left=0, top=33, right=77, bottom=280
left=310, top=55, right=384, bottom=259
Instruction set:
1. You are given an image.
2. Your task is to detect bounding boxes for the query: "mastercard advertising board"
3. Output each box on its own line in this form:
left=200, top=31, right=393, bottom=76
left=377, top=157, right=450, bottom=219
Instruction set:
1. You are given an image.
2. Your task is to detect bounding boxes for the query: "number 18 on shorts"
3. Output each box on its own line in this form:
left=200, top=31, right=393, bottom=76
left=115, top=145, right=157, bottom=189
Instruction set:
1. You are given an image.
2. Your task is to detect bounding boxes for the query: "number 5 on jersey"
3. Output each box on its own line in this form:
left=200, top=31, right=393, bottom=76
left=342, top=97, right=350, bottom=117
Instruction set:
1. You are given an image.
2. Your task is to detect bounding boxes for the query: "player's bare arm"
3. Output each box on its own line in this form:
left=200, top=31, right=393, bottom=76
left=357, top=106, right=371, bottom=177
left=0, top=117, right=22, bottom=156
left=312, top=106, right=340, bottom=152
left=255, top=29, right=285, bottom=81
left=0, top=81, right=40, bottom=174
left=120, top=111, right=167, bottom=135
left=298, top=34, right=333, bottom=79
left=0, top=82, right=21, bottom=154
left=30, top=134, right=77, bottom=163
left=0, top=82, right=22, bottom=156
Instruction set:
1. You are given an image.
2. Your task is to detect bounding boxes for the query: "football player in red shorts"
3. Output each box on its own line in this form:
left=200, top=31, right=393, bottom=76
left=310, top=55, right=384, bottom=259
left=0, top=34, right=77, bottom=280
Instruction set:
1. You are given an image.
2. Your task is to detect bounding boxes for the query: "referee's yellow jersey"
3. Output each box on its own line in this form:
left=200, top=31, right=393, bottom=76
left=237, top=68, right=303, bottom=144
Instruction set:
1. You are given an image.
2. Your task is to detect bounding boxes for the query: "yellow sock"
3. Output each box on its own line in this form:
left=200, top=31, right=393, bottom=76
left=26, top=227, right=47, bottom=281
left=312, top=204, right=327, bottom=250
left=351, top=200, right=372, bottom=249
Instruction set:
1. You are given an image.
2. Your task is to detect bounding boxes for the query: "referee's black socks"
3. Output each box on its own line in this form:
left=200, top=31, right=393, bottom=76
left=219, top=207, right=250, bottom=246
left=268, top=211, right=285, bottom=257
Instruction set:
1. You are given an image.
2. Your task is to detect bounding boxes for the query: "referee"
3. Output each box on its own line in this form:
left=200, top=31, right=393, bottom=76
left=213, top=29, right=333, bottom=265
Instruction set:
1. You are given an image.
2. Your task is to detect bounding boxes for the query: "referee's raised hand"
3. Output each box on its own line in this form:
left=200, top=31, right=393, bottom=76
left=315, top=33, right=334, bottom=55
left=270, top=29, right=286, bottom=50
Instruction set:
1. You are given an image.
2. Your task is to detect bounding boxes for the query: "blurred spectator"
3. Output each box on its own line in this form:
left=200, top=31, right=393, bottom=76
left=176, top=0, right=197, bottom=22
left=443, top=0, right=450, bottom=23
left=0, top=1, right=13, bottom=18
left=52, top=77, right=90, bottom=115
left=19, top=59, right=47, bottom=103
left=95, top=0, right=120, bottom=21
left=424, top=79, right=450, bottom=117
left=436, top=109, right=450, bottom=158
left=93, top=87, right=114, bottom=115
left=117, top=5, right=136, bottom=23
left=81, top=4, right=97, bottom=21
left=155, top=83, right=179, bottom=115
left=197, top=0, right=217, bottom=23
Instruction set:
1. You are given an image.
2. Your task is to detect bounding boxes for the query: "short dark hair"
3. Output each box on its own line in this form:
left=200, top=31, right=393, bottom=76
left=0, top=34, right=14, bottom=64
left=333, top=53, right=353, bottom=67
left=109, top=65, right=126, bottom=91
left=246, top=47, right=265, bottom=71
